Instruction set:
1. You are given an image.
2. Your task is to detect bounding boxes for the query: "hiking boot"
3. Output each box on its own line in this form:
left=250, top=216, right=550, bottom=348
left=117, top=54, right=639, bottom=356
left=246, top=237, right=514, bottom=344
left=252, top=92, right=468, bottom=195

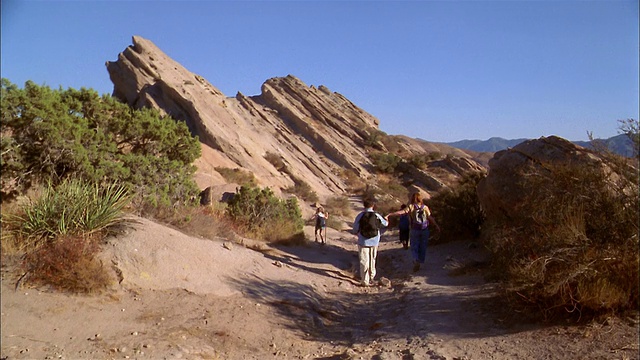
left=412, top=262, right=421, bottom=272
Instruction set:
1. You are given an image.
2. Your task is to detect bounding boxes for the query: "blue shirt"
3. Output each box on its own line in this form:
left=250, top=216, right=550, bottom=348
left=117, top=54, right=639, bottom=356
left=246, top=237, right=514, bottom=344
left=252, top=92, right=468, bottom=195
left=353, top=208, right=389, bottom=247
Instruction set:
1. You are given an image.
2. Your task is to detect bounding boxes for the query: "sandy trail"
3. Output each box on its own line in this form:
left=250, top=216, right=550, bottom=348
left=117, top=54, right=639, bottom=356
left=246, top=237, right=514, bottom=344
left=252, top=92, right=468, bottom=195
left=1, top=215, right=638, bottom=360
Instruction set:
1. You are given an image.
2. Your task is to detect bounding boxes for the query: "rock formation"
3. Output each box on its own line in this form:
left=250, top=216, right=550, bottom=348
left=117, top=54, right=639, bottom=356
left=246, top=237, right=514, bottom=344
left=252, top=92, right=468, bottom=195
left=106, top=36, right=483, bottom=203
left=476, top=135, right=624, bottom=220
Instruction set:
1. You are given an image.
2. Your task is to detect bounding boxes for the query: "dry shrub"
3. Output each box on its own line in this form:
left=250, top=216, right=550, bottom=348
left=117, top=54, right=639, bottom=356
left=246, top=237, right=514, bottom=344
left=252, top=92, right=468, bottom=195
left=283, top=177, right=319, bottom=203
left=214, top=167, right=256, bottom=186
left=340, top=169, right=364, bottom=193
left=486, top=158, right=639, bottom=321
left=325, top=195, right=352, bottom=217
left=264, top=151, right=286, bottom=171
left=227, top=185, right=305, bottom=244
left=21, top=234, right=112, bottom=293
left=429, top=171, right=486, bottom=243
left=145, top=203, right=237, bottom=241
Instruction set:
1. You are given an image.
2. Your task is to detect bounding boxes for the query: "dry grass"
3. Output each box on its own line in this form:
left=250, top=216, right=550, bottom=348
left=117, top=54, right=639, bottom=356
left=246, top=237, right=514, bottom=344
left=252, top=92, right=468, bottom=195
left=325, top=195, right=352, bottom=217
left=485, top=158, right=639, bottom=321
left=214, top=167, right=256, bottom=186
left=20, top=233, right=113, bottom=293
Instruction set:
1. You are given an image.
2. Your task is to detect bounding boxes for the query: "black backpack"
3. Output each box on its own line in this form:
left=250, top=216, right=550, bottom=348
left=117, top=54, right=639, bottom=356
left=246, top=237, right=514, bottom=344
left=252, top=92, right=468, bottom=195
left=359, top=211, right=381, bottom=238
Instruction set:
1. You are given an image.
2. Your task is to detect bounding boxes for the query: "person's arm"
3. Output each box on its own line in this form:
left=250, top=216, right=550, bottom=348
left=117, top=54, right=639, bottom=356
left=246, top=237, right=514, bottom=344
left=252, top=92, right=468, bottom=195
left=377, top=213, right=389, bottom=227
left=352, top=213, right=362, bottom=235
left=385, top=207, right=408, bottom=220
left=428, top=215, right=441, bottom=232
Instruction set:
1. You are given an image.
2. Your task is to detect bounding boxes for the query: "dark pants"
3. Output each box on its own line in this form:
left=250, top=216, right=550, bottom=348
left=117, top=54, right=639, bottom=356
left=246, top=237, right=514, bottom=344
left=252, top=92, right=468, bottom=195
left=409, top=228, right=430, bottom=263
left=399, top=228, right=409, bottom=248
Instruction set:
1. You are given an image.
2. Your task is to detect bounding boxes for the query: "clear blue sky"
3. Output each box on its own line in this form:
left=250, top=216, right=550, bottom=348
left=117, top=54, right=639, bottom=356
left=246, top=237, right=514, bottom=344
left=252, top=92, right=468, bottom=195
left=2, top=1, right=638, bottom=143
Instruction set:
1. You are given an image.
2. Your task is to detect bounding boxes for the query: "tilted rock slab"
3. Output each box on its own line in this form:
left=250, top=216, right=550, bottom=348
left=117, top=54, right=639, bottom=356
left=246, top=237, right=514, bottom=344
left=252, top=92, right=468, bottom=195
left=106, top=36, right=381, bottom=199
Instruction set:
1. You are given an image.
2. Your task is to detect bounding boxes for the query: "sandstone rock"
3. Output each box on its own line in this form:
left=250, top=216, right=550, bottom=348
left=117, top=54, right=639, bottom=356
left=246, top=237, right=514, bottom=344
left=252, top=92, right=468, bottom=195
left=477, top=136, right=609, bottom=220
left=106, top=36, right=485, bottom=203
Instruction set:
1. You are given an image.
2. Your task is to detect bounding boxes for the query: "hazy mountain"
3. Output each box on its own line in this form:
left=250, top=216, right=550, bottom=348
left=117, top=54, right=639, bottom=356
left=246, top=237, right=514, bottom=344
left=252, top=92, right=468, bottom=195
left=573, top=134, right=636, bottom=158
left=444, top=135, right=635, bottom=157
left=443, top=137, right=529, bottom=153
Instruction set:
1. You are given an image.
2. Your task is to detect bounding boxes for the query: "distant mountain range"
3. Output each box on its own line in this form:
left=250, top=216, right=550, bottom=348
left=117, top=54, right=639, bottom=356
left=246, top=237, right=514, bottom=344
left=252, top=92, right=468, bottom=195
left=442, top=134, right=636, bottom=158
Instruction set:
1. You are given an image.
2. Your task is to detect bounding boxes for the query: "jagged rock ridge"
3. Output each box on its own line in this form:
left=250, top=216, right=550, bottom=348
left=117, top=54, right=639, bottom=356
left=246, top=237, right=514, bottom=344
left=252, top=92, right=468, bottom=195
left=106, top=36, right=482, bottom=202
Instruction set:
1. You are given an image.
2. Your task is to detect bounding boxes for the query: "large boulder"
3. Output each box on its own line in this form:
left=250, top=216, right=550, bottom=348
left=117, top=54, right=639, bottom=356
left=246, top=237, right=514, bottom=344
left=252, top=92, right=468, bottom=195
left=476, top=136, right=606, bottom=220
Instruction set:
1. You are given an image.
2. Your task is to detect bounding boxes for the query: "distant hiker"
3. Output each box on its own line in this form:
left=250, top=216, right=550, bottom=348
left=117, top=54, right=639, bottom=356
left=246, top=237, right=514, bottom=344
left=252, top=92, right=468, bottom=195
left=398, top=204, right=410, bottom=250
left=312, top=206, right=328, bottom=244
left=386, top=192, right=441, bottom=272
left=352, top=197, right=388, bottom=286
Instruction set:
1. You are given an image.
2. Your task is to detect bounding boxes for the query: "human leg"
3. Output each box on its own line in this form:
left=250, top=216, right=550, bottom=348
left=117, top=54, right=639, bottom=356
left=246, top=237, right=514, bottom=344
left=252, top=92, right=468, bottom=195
left=399, top=229, right=409, bottom=249
left=409, top=229, right=421, bottom=272
left=369, top=246, right=378, bottom=281
left=358, top=246, right=373, bottom=285
left=417, top=229, right=430, bottom=263
left=417, top=228, right=430, bottom=264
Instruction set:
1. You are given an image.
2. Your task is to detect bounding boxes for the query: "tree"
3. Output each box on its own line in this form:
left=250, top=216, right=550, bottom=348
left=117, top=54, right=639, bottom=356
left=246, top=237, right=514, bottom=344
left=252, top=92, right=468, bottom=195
left=618, top=118, right=639, bottom=159
left=1, top=79, right=201, bottom=206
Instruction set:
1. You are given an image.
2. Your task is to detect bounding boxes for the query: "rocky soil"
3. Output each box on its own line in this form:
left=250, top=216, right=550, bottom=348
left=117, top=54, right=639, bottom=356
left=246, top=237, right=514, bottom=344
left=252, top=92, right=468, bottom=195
left=2, top=215, right=638, bottom=360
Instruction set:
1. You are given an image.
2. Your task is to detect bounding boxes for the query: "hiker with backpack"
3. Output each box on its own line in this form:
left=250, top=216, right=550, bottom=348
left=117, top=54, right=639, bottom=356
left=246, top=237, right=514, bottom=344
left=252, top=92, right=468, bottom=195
left=311, top=206, right=329, bottom=244
left=386, top=192, right=441, bottom=272
left=352, top=197, right=388, bottom=287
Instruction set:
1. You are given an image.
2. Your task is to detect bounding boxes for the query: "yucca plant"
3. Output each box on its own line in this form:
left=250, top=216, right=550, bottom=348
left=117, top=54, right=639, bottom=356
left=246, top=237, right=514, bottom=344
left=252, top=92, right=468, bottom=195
left=6, top=179, right=131, bottom=250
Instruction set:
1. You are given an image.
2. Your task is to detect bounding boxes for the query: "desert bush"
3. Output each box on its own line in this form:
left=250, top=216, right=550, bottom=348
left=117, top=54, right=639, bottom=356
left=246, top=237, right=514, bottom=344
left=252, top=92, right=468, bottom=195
left=21, top=233, right=112, bottom=293
left=407, top=152, right=442, bottom=170
left=364, top=129, right=385, bottom=150
left=1, top=79, right=201, bottom=208
left=283, top=177, right=319, bottom=203
left=370, top=152, right=402, bottom=174
left=226, top=185, right=304, bottom=243
left=264, top=151, right=286, bottom=171
left=325, top=195, right=352, bottom=217
left=485, top=159, right=639, bottom=320
left=2, top=179, right=131, bottom=293
left=4, top=178, right=131, bottom=251
left=340, top=169, right=365, bottom=193
left=429, top=171, right=486, bottom=243
left=215, top=167, right=256, bottom=186
left=143, top=202, right=237, bottom=242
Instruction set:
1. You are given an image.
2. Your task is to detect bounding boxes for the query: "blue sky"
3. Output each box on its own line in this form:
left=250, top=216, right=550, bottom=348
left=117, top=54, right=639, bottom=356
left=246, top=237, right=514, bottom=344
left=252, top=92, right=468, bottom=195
left=2, top=1, right=638, bottom=143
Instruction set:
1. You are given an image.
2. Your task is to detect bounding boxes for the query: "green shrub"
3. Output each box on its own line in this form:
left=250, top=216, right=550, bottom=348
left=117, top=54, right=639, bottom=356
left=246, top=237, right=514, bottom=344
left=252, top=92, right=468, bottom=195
left=226, top=185, right=304, bottom=243
left=5, top=178, right=131, bottom=251
left=0, top=79, right=201, bottom=208
left=485, top=159, right=639, bottom=320
left=370, top=152, right=402, bottom=174
left=3, top=179, right=131, bottom=293
left=429, top=171, right=486, bottom=243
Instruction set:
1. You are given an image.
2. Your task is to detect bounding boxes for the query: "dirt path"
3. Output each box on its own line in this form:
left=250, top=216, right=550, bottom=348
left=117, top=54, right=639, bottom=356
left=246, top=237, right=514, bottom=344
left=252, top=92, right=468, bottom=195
left=2, top=216, right=638, bottom=360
